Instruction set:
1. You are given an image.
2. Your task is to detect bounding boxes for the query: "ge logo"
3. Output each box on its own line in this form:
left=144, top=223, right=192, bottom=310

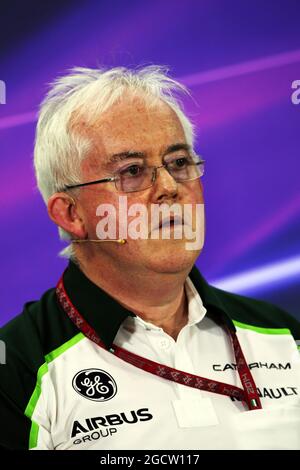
left=72, top=369, right=117, bottom=402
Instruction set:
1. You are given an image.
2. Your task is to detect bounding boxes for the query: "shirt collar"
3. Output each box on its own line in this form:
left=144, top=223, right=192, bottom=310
left=188, top=266, right=236, bottom=332
left=127, top=277, right=207, bottom=332
left=62, top=261, right=235, bottom=350
left=185, top=276, right=207, bottom=326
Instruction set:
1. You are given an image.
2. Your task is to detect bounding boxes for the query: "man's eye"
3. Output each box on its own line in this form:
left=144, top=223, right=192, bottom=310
left=120, top=165, right=144, bottom=177
left=171, top=157, right=189, bottom=169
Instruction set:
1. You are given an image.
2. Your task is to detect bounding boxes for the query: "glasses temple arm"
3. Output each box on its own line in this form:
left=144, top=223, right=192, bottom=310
left=64, top=177, right=115, bottom=190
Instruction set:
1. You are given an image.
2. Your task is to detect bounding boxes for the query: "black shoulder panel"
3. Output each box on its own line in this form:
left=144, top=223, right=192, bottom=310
left=0, top=288, right=78, bottom=449
left=189, top=266, right=300, bottom=339
left=210, top=284, right=300, bottom=339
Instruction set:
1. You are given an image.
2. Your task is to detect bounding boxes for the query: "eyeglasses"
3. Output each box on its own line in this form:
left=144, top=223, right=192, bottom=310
left=64, top=155, right=205, bottom=193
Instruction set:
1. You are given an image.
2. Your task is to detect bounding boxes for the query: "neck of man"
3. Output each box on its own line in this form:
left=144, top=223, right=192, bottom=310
left=75, top=251, right=190, bottom=341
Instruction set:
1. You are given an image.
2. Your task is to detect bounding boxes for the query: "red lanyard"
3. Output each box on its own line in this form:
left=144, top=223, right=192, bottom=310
left=56, top=275, right=262, bottom=411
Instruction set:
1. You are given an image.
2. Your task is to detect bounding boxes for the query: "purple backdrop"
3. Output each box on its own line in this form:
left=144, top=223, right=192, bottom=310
left=0, top=0, right=299, bottom=325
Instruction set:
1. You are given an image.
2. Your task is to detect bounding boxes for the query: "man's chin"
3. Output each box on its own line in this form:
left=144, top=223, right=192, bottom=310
left=143, top=242, right=201, bottom=274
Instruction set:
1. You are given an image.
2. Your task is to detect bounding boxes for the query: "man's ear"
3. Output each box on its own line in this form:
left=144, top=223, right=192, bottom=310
left=47, top=193, right=87, bottom=239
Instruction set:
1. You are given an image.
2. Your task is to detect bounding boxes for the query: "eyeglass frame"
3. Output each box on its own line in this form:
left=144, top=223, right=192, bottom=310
left=63, top=156, right=205, bottom=193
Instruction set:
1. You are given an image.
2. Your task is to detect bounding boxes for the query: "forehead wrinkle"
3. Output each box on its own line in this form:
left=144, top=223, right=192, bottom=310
left=79, top=99, right=187, bottom=176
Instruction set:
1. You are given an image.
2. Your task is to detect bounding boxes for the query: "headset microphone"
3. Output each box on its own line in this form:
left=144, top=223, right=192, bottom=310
left=68, top=197, right=126, bottom=244
left=71, top=239, right=126, bottom=244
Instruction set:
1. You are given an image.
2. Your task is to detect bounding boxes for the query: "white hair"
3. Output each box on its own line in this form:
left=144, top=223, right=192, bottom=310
left=33, top=65, right=196, bottom=258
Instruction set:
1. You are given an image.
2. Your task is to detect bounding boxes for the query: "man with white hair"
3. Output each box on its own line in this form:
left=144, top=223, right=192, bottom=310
left=0, top=65, right=300, bottom=450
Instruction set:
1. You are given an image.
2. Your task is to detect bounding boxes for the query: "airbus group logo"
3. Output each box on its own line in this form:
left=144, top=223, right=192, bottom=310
left=72, top=369, right=117, bottom=402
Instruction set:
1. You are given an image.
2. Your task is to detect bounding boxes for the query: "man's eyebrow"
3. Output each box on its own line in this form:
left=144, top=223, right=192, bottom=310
left=105, top=143, right=192, bottom=166
left=107, top=151, right=145, bottom=164
left=162, top=143, right=192, bottom=156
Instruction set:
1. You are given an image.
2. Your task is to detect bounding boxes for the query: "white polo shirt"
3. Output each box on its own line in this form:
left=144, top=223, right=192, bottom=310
left=31, top=277, right=300, bottom=450
left=1, top=262, right=300, bottom=450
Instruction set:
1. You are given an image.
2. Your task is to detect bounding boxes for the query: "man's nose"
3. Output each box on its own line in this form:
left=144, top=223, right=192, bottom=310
left=152, top=166, right=178, bottom=201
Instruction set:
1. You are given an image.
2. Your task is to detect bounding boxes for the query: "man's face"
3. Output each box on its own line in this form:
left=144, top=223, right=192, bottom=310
left=75, top=95, right=205, bottom=275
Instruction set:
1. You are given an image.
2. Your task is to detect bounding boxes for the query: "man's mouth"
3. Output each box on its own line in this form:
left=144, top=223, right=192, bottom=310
left=152, top=215, right=184, bottom=232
